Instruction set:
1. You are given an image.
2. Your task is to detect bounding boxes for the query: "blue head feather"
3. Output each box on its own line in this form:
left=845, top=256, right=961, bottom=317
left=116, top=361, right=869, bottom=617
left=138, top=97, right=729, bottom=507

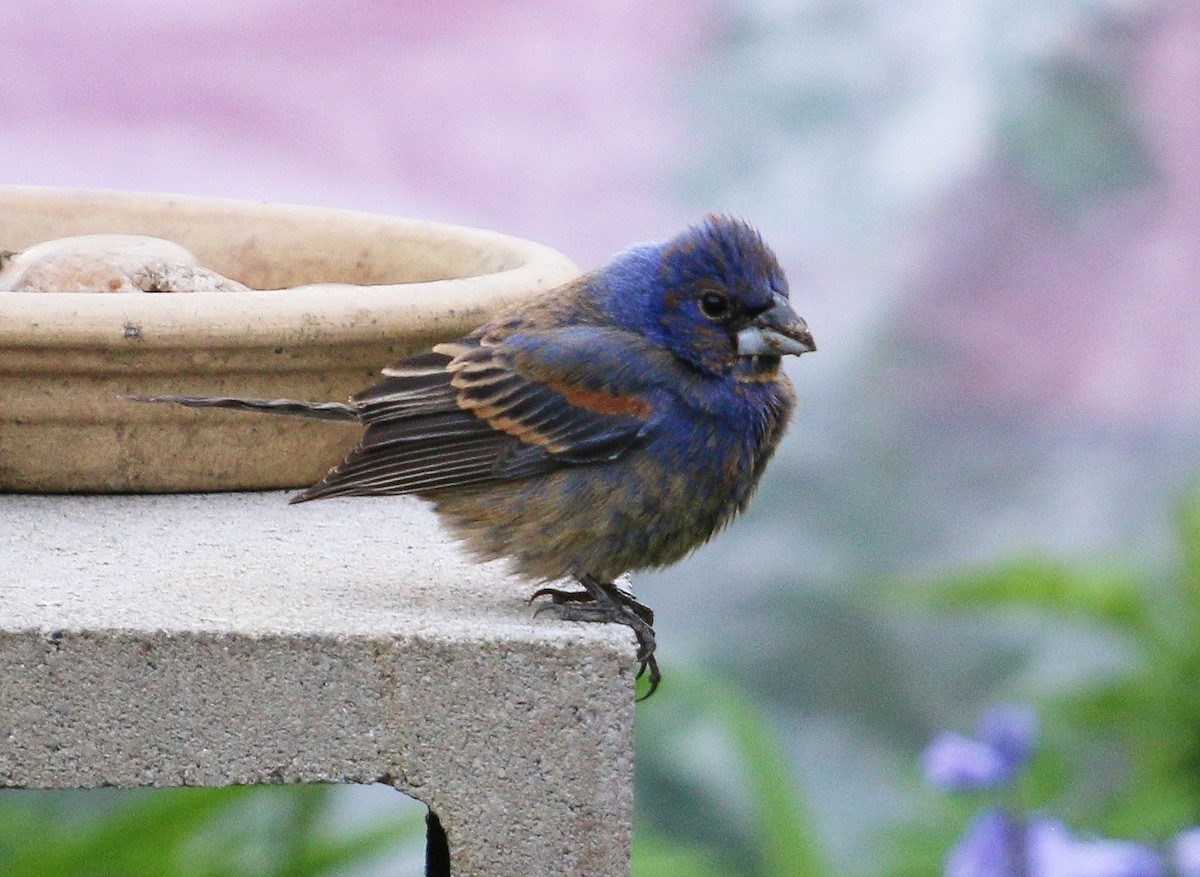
left=596, top=215, right=788, bottom=375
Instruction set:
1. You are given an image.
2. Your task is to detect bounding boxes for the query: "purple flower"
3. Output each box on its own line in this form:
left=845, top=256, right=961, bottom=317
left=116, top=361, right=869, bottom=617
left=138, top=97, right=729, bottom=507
left=924, top=705, right=1039, bottom=791
left=924, top=733, right=1017, bottom=791
left=1025, top=818, right=1164, bottom=877
left=932, top=707, right=1173, bottom=877
left=945, top=809, right=1023, bottom=877
left=1173, top=827, right=1200, bottom=877
left=977, top=704, right=1039, bottom=768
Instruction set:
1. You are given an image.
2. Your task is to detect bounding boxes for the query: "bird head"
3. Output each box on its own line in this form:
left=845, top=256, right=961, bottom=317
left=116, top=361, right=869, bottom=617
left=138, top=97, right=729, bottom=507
left=605, top=215, right=815, bottom=380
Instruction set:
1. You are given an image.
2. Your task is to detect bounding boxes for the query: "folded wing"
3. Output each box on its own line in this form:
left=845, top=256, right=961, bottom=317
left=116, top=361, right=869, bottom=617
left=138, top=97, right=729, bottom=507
left=291, top=332, right=654, bottom=503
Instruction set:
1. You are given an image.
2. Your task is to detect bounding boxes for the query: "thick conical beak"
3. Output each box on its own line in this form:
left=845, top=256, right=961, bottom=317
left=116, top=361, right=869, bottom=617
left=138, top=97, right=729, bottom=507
left=735, top=293, right=816, bottom=357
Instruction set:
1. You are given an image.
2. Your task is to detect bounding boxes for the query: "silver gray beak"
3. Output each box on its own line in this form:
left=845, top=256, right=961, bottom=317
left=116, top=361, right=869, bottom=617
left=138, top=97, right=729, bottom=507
left=735, top=293, right=815, bottom=357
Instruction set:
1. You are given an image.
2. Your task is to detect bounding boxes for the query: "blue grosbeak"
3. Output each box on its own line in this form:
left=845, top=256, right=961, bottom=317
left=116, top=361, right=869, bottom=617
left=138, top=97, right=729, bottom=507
left=140, top=215, right=815, bottom=697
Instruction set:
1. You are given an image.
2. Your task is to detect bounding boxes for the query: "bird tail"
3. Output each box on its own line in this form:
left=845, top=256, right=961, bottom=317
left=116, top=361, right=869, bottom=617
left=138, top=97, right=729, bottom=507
left=126, top=394, right=358, bottom=422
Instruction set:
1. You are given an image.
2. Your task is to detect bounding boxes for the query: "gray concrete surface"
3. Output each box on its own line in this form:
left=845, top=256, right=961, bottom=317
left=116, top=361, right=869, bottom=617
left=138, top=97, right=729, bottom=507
left=0, top=492, right=635, bottom=876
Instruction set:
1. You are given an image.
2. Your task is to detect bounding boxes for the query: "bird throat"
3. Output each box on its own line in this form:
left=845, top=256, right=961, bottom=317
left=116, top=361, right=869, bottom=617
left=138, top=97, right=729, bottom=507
left=733, top=354, right=782, bottom=382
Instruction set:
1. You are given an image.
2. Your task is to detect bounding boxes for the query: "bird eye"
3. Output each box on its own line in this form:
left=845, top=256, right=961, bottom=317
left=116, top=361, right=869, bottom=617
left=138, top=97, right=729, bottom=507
left=699, top=291, right=731, bottom=320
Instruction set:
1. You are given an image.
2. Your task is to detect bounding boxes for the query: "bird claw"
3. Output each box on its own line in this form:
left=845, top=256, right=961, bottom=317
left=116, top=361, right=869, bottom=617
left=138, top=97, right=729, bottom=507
left=528, top=586, right=591, bottom=605
left=529, top=576, right=661, bottom=698
left=636, top=655, right=661, bottom=701
left=530, top=587, right=599, bottom=619
left=625, top=596, right=655, bottom=627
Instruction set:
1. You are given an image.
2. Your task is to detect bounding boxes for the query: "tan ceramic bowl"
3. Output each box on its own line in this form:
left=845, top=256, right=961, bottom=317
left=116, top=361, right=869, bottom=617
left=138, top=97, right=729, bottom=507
left=0, top=187, right=580, bottom=492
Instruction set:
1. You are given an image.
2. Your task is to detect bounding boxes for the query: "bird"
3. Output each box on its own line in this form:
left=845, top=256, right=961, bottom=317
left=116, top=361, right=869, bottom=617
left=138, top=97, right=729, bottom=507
left=135, top=215, right=815, bottom=698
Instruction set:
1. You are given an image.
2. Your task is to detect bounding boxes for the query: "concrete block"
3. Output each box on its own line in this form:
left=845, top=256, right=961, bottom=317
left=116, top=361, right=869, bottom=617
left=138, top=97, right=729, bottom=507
left=0, top=492, right=635, bottom=876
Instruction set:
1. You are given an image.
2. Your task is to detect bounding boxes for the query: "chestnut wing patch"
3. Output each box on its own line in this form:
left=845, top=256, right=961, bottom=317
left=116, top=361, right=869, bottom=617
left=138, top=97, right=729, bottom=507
left=291, top=340, right=652, bottom=502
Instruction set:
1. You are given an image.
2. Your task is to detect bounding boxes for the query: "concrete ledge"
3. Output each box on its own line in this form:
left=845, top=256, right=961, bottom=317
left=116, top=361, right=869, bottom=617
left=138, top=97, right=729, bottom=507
left=0, top=493, right=635, bottom=876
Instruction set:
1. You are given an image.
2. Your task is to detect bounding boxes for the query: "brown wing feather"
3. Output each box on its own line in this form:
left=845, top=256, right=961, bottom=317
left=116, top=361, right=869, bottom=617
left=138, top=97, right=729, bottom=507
left=291, top=334, right=651, bottom=504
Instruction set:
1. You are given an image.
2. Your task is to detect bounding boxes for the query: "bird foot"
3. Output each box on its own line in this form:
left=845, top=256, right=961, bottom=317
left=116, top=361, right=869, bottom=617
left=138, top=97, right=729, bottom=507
left=530, top=585, right=655, bottom=626
left=530, top=577, right=661, bottom=699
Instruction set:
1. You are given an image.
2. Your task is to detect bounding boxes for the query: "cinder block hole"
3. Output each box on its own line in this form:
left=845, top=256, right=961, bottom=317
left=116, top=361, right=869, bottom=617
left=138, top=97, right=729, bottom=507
left=0, top=783, right=433, bottom=875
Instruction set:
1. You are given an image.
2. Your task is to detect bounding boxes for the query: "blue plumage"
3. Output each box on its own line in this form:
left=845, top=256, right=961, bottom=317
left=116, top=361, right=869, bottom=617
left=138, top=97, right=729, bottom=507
left=139, top=215, right=815, bottom=697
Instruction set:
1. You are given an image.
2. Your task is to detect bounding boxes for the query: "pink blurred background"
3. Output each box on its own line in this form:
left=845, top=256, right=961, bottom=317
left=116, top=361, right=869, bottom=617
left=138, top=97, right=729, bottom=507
left=3, top=0, right=709, bottom=266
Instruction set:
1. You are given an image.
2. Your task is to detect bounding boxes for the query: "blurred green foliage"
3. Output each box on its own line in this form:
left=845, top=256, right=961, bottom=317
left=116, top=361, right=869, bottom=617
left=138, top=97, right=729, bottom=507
left=0, top=785, right=422, bottom=877
left=637, top=485, right=1200, bottom=877
left=633, top=668, right=829, bottom=877
left=885, top=486, right=1200, bottom=873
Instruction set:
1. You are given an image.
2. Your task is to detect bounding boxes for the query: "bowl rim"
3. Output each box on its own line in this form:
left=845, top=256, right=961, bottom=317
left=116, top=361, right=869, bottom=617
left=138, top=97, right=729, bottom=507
left=0, top=186, right=580, bottom=349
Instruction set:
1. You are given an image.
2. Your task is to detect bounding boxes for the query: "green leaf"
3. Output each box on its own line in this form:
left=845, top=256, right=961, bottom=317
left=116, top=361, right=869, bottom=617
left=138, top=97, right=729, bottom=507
left=1174, top=487, right=1200, bottom=623
left=0, top=785, right=422, bottom=877
left=650, top=667, right=830, bottom=877
left=896, top=556, right=1149, bottom=632
left=633, top=832, right=728, bottom=877
left=1, top=787, right=258, bottom=877
left=279, top=809, right=424, bottom=876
